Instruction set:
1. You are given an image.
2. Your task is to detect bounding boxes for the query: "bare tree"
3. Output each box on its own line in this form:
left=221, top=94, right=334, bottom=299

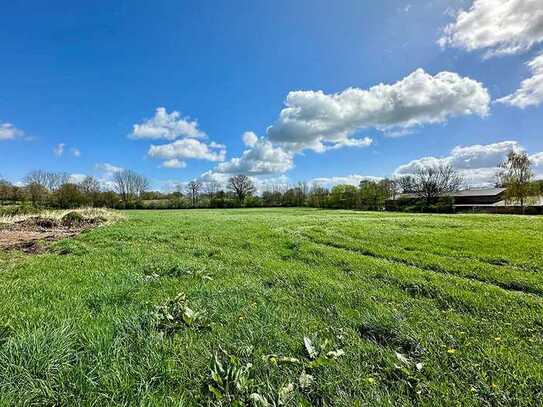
left=204, top=181, right=221, bottom=199
left=49, top=172, right=70, bottom=191
left=296, top=181, right=309, bottom=206
left=396, top=175, right=417, bottom=194
left=24, top=170, right=49, bottom=189
left=498, top=151, right=534, bottom=213
left=413, top=164, right=463, bottom=205
left=79, top=176, right=101, bottom=206
left=112, top=170, right=149, bottom=202
left=379, top=178, right=398, bottom=200
left=228, top=175, right=255, bottom=205
left=186, top=180, right=202, bottom=207
left=79, top=176, right=101, bottom=194
left=24, top=170, right=69, bottom=191
left=133, top=172, right=150, bottom=198
left=308, top=183, right=328, bottom=208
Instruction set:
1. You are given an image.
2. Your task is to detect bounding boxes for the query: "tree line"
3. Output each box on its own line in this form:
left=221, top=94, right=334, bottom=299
left=1, top=152, right=541, bottom=212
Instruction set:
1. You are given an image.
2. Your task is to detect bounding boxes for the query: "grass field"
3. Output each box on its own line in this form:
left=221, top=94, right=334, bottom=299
left=0, top=208, right=542, bottom=405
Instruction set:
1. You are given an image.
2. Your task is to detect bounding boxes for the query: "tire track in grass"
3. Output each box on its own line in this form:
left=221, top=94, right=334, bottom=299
left=300, top=234, right=543, bottom=299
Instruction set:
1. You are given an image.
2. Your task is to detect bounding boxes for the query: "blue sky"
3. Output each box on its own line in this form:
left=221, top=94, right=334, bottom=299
left=1, top=0, right=542, bottom=190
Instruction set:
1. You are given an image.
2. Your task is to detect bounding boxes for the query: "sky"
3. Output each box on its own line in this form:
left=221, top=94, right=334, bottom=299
left=1, top=0, right=543, bottom=191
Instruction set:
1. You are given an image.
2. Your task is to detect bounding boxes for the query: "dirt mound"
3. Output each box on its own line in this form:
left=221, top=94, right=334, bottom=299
left=17, top=217, right=61, bottom=230
left=61, top=211, right=85, bottom=227
left=1, top=213, right=106, bottom=253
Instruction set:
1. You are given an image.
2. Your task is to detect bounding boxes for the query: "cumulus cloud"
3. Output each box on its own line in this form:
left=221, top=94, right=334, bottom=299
left=531, top=152, right=543, bottom=179
left=267, top=69, right=489, bottom=152
left=532, top=152, right=543, bottom=166
left=69, top=173, right=87, bottom=184
left=438, top=0, right=543, bottom=57
left=197, top=170, right=231, bottom=185
left=242, top=131, right=258, bottom=146
left=53, top=143, right=65, bottom=157
left=194, top=133, right=294, bottom=191
left=214, top=134, right=294, bottom=176
left=94, top=163, right=124, bottom=191
left=95, top=163, right=123, bottom=175
left=161, top=158, right=186, bottom=169
left=310, top=174, right=382, bottom=188
left=148, top=138, right=226, bottom=168
left=131, top=107, right=205, bottom=140
left=448, top=141, right=523, bottom=169
left=0, top=123, right=24, bottom=140
left=497, top=53, right=543, bottom=108
left=394, top=141, right=525, bottom=186
left=71, top=147, right=81, bottom=157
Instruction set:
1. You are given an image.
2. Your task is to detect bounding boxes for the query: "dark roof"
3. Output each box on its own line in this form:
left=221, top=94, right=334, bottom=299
left=455, top=196, right=543, bottom=207
left=395, top=188, right=506, bottom=200
left=448, top=188, right=506, bottom=198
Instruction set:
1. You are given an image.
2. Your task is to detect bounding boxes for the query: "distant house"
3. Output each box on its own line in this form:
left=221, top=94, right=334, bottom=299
left=390, top=188, right=543, bottom=214
left=449, top=188, right=506, bottom=207
left=453, top=188, right=543, bottom=213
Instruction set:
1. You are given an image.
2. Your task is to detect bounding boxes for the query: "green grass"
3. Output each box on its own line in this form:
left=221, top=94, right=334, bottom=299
left=0, top=208, right=542, bottom=405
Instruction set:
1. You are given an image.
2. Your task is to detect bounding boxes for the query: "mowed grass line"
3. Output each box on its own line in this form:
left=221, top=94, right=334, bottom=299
left=0, top=208, right=542, bottom=405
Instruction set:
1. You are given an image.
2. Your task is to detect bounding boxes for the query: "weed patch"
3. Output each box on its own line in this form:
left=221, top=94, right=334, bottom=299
left=154, top=293, right=208, bottom=334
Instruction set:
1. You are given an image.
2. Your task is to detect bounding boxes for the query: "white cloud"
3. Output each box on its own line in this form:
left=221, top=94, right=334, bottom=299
left=94, top=163, right=124, bottom=191
left=71, top=147, right=81, bottom=157
left=0, top=123, right=24, bottom=140
left=96, top=163, right=123, bottom=175
left=53, top=143, right=65, bottom=157
left=267, top=69, right=489, bottom=152
left=131, top=107, right=205, bottom=140
left=161, top=158, right=187, bottom=169
left=310, top=174, right=382, bottom=188
left=252, top=175, right=290, bottom=194
left=497, top=53, right=543, bottom=108
left=69, top=174, right=87, bottom=184
left=327, top=137, right=373, bottom=150
left=198, top=170, right=231, bottom=185
left=195, top=133, right=294, bottom=192
left=394, top=141, right=525, bottom=186
left=531, top=152, right=543, bottom=166
left=148, top=138, right=226, bottom=167
left=448, top=141, right=523, bottom=169
left=214, top=136, right=294, bottom=175
left=439, top=0, right=543, bottom=57
left=242, top=131, right=258, bottom=146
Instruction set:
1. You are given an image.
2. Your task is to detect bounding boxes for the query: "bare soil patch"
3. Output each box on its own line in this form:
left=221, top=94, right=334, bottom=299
left=0, top=216, right=103, bottom=253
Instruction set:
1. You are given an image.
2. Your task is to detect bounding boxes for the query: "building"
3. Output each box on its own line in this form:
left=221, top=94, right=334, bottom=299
left=452, top=189, right=543, bottom=214
left=390, top=188, right=543, bottom=214
left=450, top=188, right=505, bottom=207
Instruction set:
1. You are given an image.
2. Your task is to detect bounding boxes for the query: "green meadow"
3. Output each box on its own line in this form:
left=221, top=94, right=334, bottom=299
left=0, top=208, right=542, bottom=405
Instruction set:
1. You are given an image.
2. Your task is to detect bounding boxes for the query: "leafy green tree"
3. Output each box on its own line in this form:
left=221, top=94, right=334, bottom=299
left=55, top=183, right=86, bottom=209
left=0, top=178, right=12, bottom=205
left=25, top=182, right=49, bottom=207
left=359, top=181, right=387, bottom=210
left=329, top=184, right=358, bottom=209
left=498, top=151, right=534, bottom=213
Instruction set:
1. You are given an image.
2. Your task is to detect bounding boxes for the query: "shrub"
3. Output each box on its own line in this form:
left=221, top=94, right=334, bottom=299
left=0, top=204, right=39, bottom=217
left=61, top=211, right=85, bottom=227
